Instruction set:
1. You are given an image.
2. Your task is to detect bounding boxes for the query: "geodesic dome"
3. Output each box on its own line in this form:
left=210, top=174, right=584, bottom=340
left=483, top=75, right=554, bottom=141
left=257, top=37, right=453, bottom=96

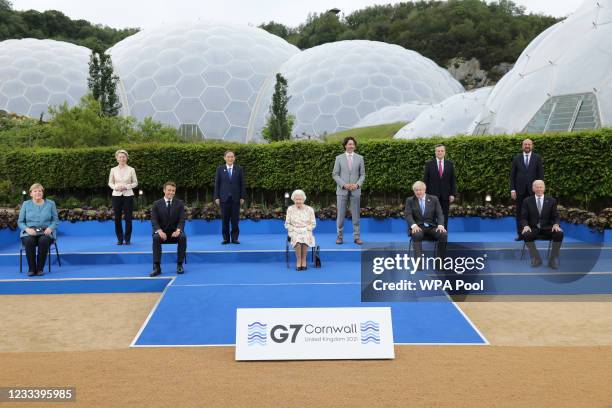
left=0, top=39, right=90, bottom=118
left=108, top=21, right=299, bottom=142
left=395, top=87, right=492, bottom=139
left=352, top=101, right=432, bottom=128
left=472, top=0, right=612, bottom=135
left=252, top=40, right=464, bottom=139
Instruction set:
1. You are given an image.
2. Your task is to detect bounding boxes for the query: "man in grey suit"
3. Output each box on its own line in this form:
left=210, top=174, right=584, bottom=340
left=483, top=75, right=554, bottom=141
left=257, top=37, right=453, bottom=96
left=332, top=136, right=366, bottom=245
left=405, top=181, right=447, bottom=259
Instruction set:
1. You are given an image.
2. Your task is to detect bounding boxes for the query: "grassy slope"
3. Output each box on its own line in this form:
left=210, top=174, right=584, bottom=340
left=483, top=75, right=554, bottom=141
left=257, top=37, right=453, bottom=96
left=324, top=122, right=406, bottom=143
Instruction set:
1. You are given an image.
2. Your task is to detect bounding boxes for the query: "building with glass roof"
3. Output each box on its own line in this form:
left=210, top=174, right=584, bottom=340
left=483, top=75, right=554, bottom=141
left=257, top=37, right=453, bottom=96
left=0, top=39, right=90, bottom=118
left=472, top=0, right=612, bottom=135
left=395, top=87, right=492, bottom=139
left=252, top=40, right=464, bottom=139
left=108, top=21, right=299, bottom=142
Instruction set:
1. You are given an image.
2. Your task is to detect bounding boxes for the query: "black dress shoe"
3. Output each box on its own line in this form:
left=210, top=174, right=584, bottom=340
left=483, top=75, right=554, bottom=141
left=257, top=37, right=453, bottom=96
left=303, top=266, right=308, bottom=270
left=35, top=270, right=44, bottom=276
left=221, top=240, right=230, bottom=245
left=232, top=240, right=240, bottom=244
left=530, top=259, right=542, bottom=267
left=177, top=264, right=184, bottom=274
left=296, top=266, right=301, bottom=271
left=117, top=241, right=123, bottom=245
left=124, top=240, right=131, bottom=245
left=27, top=270, right=36, bottom=277
left=150, top=266, right=161, bottom=277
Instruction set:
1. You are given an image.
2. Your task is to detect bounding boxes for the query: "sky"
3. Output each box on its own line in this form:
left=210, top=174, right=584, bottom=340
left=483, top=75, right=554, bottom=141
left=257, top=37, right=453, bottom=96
left=10, top=0, right=585, bottom=29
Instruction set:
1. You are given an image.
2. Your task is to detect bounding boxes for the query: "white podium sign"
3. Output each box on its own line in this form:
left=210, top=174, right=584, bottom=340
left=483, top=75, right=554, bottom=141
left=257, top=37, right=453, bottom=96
left=235, top=307, right=394, bottom=361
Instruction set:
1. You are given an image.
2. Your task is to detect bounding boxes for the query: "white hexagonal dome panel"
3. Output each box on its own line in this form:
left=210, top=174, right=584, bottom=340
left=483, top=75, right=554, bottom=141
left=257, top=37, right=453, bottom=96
left=395, top=87, right=493, bottom=139
left=352, top=101, right=432, bottom=128
left=0, top=39, right=90, bottom=118
left=472, top=0, right=612, bottom=135
left=251, top=40, right=464, bottom=139
left=108, top=21, right=299, bottom=142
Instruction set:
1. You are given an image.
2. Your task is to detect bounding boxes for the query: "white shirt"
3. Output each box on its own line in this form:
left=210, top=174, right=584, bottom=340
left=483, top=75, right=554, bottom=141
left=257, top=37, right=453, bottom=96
left=523, top=152, right=532, bottom=165
left=437, top=159, right=444, bottom=173
left=108, top=165, right=138, bottom=197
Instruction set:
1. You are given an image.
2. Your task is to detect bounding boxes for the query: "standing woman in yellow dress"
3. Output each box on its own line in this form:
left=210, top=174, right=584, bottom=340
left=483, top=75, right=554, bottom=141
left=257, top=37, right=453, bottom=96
left=284, top=189, right=316, bottom=271
left=108, top=149, right=138, bottom=245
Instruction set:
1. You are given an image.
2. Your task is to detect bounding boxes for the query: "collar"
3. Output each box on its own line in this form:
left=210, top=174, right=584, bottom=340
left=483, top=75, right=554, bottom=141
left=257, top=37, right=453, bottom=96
left=535, top=195, right=544, bottom=199
left=524, top=152, right=531, bottom=156
left=346, top=152, right=354, bottom=156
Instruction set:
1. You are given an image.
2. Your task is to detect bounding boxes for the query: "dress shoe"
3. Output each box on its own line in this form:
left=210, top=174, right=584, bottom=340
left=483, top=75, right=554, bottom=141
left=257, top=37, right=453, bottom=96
left=548, top=258, right=559, bottom=270
left=514, top=236, right=523, bottom=241
left=530, top=258, right=542, bottom=267
left=117, top=241, right=123, bottom=245
left=296, top=266, right=302, bottom=271
left=124, top=240, right=131, bottom=245
left=354, top=238, right=363, bottom=245
left=221, top=240, right=230, bottom=245
left=176, top=264, right=184, bottom=274
left=35, top=270, right=44, bottom=276
left=303, top=265, right=308, bottom=270
left=27, top=270, right=36, bottom=277
left=336, top=238, right=343, bottom=245
left=232, top=240, right=240, bottom=244
left=150, top=266, right=161, bottom=277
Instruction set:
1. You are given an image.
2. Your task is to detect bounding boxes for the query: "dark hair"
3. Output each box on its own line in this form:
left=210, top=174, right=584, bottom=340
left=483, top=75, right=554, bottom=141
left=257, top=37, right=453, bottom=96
left=342, top=136, right=357, bottom=149
left=435, top=144, right=445, bottom=149
left=163, top=181, right=176, bottom=189
left=224, top=150, right=235, bottom=157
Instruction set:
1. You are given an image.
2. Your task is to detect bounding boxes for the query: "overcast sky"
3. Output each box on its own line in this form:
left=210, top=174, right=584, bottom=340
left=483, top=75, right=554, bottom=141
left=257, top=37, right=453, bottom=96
left=10, top=0, right=585, bottom=30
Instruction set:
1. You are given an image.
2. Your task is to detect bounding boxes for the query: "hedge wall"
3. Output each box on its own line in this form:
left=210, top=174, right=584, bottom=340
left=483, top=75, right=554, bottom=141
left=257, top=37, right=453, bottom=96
left=3, top=130, right=612, bottom=203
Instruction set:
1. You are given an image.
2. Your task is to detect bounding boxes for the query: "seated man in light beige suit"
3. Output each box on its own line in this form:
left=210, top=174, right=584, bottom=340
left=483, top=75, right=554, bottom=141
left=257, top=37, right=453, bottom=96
left=332, top=136, right=366, bottom=245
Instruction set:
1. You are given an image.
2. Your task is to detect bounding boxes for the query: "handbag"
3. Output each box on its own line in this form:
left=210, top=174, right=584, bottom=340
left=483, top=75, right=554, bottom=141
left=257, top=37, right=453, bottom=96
left=313, top=245, right=321, bottom=268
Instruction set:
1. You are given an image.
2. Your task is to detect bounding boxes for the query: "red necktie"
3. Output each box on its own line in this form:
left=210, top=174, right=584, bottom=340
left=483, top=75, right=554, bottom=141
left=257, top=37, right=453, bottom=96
left=438, top=160, right=443, bottom=177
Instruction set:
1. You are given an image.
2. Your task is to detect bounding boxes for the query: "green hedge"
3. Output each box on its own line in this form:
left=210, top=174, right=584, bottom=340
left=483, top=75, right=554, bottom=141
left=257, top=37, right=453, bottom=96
left=4, top=130, right=612, bottom=203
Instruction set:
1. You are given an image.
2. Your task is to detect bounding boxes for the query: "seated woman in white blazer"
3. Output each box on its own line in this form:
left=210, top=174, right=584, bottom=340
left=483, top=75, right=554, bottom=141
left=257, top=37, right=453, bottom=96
left=284, top=189, right=316, bottom=271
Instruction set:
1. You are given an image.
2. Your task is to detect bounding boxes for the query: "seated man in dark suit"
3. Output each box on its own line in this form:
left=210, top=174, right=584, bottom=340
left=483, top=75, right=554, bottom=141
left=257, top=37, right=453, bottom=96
left=521, top=180, right=563, bottom=269
left=214, top=150, right=245, bottom=244
left=150, top=181, right=187, bottom=277
left=405, top=181, right=447, bottom=259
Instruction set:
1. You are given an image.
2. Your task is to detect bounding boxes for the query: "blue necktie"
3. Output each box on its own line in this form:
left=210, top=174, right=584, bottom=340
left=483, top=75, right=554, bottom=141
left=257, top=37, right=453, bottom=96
left=228, top=167, right=232, bottom=178
left=524, top=155, right=529, bottom=167
left=419, top=199, right=425, bottom=216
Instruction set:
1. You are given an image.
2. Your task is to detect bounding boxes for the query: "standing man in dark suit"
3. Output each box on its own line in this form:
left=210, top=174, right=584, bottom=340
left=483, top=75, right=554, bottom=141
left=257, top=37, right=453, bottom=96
left=405, top=181, right=447, bottom=259
left=214, top=150, right=245, bottom=244
left=150, top=181, right=187, bottom=277
left=510, top=138, right=544, bottom=240
left=423, top=144, right=456, bottom=229
left=521, top=180, right=563, bottom=269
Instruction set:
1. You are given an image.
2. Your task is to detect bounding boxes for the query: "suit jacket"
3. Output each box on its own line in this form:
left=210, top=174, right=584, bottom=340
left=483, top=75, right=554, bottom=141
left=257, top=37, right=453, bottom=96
left=332, top=153, right=366, bottom=196
left=151, top=198, right=185, bottom=233
left=521, top=195, right=559, bottom=230
left=510, top=152, right=543, bottom=195
left=423, top=159, right=456, bottom=199
left=214, top=164, right=245, bottom=203
left=405, top=194, right=444, bottom=228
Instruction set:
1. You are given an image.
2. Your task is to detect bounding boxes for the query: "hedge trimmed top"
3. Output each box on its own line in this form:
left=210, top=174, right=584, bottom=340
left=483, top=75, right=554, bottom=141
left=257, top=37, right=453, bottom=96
left=3, top=130, right=611, bottom=202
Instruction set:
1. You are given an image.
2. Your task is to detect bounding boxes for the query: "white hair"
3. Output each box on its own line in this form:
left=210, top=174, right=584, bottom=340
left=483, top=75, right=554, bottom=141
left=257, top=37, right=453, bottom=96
left=412, top=181, right=426, bottom=191
left=291, top=189, right=307, bottom=201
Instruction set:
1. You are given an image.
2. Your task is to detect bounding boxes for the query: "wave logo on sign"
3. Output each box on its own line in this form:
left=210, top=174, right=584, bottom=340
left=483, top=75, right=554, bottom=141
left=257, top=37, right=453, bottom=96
left=360, top=320, right=380, bottom=344
left=247, top=321, right=267, bottom=346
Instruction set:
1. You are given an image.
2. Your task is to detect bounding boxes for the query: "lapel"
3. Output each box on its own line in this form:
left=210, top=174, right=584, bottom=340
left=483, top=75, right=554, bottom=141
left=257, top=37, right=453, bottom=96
left=342, top=153, right=350, bottom=172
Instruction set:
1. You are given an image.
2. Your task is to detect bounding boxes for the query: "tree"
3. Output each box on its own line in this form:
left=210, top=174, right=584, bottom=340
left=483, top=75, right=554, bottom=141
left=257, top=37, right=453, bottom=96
left=262, top=73, right=294, bottom=142
left=88, top=50, right=122, bottom=117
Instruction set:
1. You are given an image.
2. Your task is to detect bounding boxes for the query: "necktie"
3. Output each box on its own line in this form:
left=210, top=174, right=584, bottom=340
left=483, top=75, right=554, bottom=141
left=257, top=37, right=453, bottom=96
left=438, top=160, right=443, bottom=177
left=347, top=154, right=353, bottom=171
left=228, top=167, right=232, bottom=178
left=524, top=155, right=529, bottom=167
left=166, top=200, right=171, bottom=214
left=537, top=197, right=542, bottom=215
left=419, top=199, right=425, bottom=216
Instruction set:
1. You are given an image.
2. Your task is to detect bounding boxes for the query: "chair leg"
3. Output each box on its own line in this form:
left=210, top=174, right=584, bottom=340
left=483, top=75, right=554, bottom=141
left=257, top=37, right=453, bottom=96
left=408, top=237, right=412, bottom=259
left=520, top=242, right=526, bottom=260
left=546, top=240, right=552, bottom=260
left=48, top=247, right=51, bottom=273
left=55, top=243, right=61, bottom=267
left=184, top=251, right=187, bottom=264
left=285, top=238, right=289, bottom=269
left=19, top=248, right=23, bottom=274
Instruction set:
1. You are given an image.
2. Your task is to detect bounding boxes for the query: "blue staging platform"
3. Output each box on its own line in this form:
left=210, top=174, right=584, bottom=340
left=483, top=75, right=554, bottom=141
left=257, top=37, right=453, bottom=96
left=0, top=217, right=610, bottom=347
